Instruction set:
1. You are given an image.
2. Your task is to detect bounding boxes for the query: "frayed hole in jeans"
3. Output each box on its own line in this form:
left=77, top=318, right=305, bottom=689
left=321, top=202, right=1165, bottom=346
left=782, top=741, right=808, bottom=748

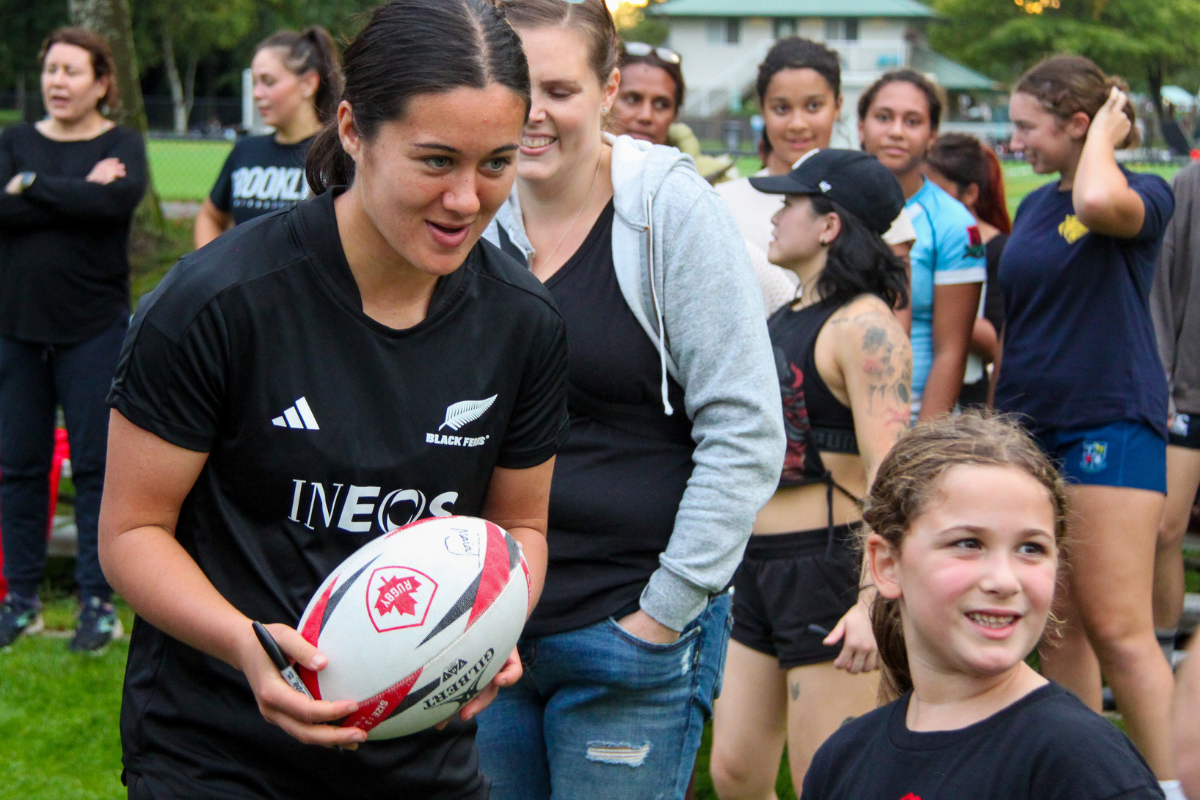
left=585, top=741, right=651, bottom=767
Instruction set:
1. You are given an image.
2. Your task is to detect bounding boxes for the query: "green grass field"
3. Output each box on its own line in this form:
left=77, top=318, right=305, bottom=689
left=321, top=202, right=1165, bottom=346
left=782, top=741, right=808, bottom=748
left=732, top=154, right=1182, bottom=218
left=147, top=139, right=232, bottom=202
left=150, top=138, right=1183, bottom=206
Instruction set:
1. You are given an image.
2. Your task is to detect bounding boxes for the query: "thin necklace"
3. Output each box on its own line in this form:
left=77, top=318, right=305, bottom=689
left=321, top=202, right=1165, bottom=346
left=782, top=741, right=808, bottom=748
left=534, top=155, right=602, bottom=278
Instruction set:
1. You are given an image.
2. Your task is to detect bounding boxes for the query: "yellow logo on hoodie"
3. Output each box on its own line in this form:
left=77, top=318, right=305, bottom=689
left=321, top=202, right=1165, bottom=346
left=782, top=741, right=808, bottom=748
left=1058, top=214, right=1089, bottom=244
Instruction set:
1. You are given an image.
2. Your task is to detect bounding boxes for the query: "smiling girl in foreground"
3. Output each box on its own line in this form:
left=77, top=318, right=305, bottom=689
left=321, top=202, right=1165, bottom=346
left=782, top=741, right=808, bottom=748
left=801, top=414, right=1164, bottom=800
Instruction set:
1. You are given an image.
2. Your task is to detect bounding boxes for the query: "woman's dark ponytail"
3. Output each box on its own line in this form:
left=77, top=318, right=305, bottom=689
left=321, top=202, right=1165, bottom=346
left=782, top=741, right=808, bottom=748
left=306, top=0, right=531, bottom=195
left=306, top=126, right=356, bottom=191
left=809, top=196, right=909, bottom=311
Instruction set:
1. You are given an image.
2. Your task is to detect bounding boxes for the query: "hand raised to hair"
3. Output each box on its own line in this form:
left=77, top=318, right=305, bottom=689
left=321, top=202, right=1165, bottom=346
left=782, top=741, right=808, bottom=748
left=1088, top=86, right=1133, bottom=149
left=86, top=157, right=126, bottom=185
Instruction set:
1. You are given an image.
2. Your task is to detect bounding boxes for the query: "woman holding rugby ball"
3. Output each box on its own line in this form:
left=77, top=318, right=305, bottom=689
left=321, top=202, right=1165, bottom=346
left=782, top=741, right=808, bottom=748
left=709, top=150, right=911, bottom=798
left=193, top=26, right=340, bottom=247
left=100, top=2, right=567, bottom=798
left=475, top=1, right=783, bottom=797
left=994, top=55, right=1180, bottom=795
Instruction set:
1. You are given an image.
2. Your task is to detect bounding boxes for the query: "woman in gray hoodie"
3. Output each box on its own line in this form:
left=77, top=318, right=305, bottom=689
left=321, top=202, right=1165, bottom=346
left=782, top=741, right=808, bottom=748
left=475, top=1, right=784, bottom=798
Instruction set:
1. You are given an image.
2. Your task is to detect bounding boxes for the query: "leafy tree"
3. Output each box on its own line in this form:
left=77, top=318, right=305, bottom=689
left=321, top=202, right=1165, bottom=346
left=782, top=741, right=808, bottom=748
left=0, top=1, right=67, bottom=117
left=616, top=0, right=669, bottom=45
left=132, top=0, right=256, bottom=132
left=926, top=0, right=1200, bottom=114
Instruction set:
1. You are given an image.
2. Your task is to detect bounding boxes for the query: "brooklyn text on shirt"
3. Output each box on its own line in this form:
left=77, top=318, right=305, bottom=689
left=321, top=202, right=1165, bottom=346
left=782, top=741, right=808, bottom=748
left=231, top=165, right=309, bottom=206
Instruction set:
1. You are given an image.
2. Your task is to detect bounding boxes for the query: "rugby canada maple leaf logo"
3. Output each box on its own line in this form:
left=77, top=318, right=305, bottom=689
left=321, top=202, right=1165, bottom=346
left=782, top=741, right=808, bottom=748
left=366, top=566, right=437, bottom=633
left=375, top=574, right=421, bottom=618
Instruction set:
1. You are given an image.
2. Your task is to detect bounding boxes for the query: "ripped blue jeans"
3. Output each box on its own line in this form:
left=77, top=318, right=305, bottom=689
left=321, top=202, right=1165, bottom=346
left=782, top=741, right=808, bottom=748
left=476, top=592, right=732, bottom=800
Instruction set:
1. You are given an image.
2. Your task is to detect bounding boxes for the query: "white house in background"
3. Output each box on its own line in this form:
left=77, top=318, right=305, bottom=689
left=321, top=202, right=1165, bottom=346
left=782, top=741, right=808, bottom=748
left=653, top=0, right=995, bottom=147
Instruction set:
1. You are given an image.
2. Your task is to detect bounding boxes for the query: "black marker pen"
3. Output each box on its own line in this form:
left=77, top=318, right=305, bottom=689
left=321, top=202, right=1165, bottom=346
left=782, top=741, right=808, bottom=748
left=253, top=620, right=314, bottom=699
left=807, top=623, right=831, bottom=637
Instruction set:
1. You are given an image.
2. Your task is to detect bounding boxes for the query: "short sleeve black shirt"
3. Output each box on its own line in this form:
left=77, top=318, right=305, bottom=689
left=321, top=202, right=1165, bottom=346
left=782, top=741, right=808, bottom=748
left=209, top=134, right=313, bottom=225
left=108, top=189, right=569, bottom=799
left=801, top=683, right=1163, bottom=800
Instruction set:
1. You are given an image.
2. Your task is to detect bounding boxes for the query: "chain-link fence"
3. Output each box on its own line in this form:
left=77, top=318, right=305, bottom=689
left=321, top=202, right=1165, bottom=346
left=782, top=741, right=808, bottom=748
left=147, top=134, right=233, bottom=202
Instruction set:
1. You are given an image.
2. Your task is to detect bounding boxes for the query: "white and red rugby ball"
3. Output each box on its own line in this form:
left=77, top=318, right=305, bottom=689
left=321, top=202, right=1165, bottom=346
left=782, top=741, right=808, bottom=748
left=296, top=515, right=530, bottom=740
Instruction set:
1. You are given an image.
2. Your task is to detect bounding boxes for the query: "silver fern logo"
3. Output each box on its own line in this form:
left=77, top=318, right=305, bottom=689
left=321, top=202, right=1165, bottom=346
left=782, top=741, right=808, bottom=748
left=427, top=395, right=497, bottom=447
left=440, top=395, right=498, bottom=431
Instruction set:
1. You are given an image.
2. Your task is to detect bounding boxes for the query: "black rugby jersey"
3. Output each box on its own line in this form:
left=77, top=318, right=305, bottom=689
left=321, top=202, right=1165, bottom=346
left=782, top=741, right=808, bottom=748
left=209, top=134, right=313, bottom=225
left=108, top=189, right=569, bottom=799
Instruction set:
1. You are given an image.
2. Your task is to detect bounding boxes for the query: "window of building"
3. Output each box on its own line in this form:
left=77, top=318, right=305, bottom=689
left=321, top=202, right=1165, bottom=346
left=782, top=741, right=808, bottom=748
left=824, top=17, right=859, bottom=41
left=706, top=18, right=741, bottom=44
left=773, top=17, right=797, bottom=39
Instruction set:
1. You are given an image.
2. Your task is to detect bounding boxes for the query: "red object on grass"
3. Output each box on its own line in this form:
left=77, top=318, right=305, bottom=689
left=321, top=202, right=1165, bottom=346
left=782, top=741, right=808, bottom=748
left=0, top=428, right=70, bottom=597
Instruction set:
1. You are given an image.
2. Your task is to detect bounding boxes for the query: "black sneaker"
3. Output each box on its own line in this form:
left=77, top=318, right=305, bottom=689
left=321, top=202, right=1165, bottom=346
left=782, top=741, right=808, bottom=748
left=0, top=594, right=44, bottom=647
left=68, top=596, right=123, bottom=653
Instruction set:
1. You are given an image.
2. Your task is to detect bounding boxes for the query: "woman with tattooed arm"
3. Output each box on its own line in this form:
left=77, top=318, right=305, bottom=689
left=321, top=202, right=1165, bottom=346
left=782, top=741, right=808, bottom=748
left=710, top=150, right=912, bottom=798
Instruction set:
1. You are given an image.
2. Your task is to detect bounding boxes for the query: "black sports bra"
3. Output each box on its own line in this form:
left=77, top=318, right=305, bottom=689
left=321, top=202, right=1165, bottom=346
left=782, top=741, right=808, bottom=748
left=768, top=298, right=859, bottom=489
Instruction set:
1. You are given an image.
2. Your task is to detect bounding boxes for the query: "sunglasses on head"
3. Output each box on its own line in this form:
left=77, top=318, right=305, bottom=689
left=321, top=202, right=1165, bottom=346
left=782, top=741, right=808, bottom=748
left=621, top=41, right=681, bottom=65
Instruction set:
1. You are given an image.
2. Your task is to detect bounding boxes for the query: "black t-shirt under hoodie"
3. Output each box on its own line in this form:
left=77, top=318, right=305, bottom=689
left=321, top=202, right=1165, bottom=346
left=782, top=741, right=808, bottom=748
left=0, top=123, right=148, bottom=344
left=521, top=201, right=695, bottom=637
left=108, top=189, right=569, bottom=799
left=801, top=682, right=1163, bottom=800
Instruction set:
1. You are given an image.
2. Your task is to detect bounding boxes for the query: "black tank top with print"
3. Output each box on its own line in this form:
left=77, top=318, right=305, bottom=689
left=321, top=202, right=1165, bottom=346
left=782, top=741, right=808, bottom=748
left=768, top=297, right=859, bottom=489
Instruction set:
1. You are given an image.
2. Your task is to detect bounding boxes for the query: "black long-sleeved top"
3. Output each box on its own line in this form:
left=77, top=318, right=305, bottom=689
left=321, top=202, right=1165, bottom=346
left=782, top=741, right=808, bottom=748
left=0, top=123, right=148, bottom=344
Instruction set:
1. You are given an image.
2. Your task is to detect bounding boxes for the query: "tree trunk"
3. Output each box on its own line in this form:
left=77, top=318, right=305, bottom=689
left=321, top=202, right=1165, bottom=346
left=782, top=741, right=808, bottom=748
left=160, top=25, right=187, bottom=134
left=1148, top=60, right=1165, bottom=117
left=184, top=54, right=198, bottom=131
left=69, top=0, right=165, bottom=234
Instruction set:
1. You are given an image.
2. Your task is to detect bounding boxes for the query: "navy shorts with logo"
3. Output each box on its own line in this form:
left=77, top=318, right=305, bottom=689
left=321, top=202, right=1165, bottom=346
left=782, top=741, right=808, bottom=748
left=1169, top=413, right=1200, bottom=449
left=1035, top=420, right=1166, bottom=493
left=731, top=525, right=860, bottom=670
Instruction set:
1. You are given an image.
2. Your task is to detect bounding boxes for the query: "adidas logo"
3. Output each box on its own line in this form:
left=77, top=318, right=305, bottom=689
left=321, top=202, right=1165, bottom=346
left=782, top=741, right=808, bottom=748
left=272, top=397, right=320, bottom=430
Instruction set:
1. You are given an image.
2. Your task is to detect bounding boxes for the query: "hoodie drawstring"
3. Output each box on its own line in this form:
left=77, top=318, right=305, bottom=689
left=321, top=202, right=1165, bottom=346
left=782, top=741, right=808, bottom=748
left=645, top=195, right=674, bottom=416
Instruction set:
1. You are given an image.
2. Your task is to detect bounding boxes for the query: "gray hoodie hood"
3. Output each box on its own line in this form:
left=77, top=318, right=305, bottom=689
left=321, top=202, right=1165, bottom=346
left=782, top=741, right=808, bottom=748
left=487, top=134, right=694, bottom=415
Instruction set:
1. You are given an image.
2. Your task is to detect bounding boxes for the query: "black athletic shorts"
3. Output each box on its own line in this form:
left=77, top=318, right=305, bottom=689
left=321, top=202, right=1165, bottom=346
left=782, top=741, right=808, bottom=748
left=731, top=524, right=861, bottom=670
left=1169, top=413, right=1200, bottom=449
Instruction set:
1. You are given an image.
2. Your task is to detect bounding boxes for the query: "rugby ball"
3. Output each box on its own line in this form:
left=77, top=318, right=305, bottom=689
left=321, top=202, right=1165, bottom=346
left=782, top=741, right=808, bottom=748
left=295, top=515, right=530, bottom=740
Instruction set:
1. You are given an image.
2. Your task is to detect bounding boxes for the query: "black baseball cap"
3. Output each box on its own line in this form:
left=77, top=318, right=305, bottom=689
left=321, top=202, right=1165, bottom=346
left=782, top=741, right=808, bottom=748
left=749, top=149, right=906, bottom=235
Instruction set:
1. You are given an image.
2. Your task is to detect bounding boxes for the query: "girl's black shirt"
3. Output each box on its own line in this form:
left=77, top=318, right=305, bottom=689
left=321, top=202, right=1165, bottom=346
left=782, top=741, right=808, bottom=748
left=0, top=123, right=147, bottom=344
left=107, top=189, right=569, bottom=798
left=802, top=682, right=1162, bottom=800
